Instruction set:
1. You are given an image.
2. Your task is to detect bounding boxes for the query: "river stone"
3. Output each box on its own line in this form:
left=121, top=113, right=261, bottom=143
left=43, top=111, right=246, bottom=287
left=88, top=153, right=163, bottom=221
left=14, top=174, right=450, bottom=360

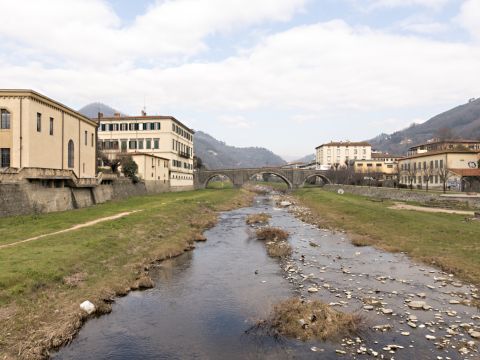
left=408, top=301, right=427, bottom=310
left=469, top=330, right=480, bottom=339
left=425, top=335, right=436, bottom=340
left=382, top=308, right=393, bottom=315
left=307, top=287, right=319, bottom=293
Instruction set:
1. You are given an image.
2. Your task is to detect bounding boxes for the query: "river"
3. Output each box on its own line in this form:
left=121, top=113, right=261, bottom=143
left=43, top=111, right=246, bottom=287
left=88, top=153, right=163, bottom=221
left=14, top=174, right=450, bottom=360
left=53, top=195, right=479, bottom=359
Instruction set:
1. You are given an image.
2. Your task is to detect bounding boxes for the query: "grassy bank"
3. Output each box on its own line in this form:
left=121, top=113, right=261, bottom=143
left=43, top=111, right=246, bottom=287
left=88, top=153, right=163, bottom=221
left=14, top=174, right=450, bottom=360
left=0, top=188, right=252, bottom=359
left=293, top=188, right=480, bottom=286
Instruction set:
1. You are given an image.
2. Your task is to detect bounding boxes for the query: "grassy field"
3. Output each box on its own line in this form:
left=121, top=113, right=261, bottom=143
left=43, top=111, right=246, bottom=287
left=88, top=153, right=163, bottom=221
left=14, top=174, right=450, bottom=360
left=0, top=188, right=252, bottom=359
left=206, top=180, right=234, bottom=189
left=293, top=188, right=480, bottom=286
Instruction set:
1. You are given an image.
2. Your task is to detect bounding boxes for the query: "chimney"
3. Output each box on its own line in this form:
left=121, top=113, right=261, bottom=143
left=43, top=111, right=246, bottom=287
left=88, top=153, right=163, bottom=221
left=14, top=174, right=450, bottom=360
left=141, top=110, right=147, bottom=117
left=97, top=112, right=103, bottom=119
left=114, top=112, right=121, bottom=117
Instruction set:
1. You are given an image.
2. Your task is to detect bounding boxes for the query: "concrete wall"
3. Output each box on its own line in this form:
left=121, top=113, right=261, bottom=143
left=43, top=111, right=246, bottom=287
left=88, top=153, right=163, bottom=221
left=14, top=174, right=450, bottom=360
left=323, top=184, right=480, bottom=209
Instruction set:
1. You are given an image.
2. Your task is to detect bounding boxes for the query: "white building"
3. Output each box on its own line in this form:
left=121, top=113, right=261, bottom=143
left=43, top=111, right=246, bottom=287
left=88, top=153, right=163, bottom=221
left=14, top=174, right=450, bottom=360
left=316, top=141, right=372, bottom=169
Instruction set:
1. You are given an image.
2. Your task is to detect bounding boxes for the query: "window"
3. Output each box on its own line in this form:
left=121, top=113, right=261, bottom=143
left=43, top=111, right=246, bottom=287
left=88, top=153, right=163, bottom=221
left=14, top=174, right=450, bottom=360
left=84, top=131, right=88, bottom=145
left=121, top=140, right=127, bottom=151
left=37, top=113, right=42, bottom=132
left=1, top=148, right=10, bottom=167
left=138, top=139, right=144, bottom=149
left=49, top=118, right=54, bottom=135
left=156, top=122, right=161, bottom=130
left=0, top=109, right=10, bottom=129
left=153, top=138, right=159, bottom=149
left=129, top=140, right=137, bottom=149
left=67, top=140, right=74, bottom=168
left=91, top=133, right=94, bottom=147
left=150, top=123, right=155, bottom=130
left=146, top=139, right=152, bottom=149
left=440, top=159, right=444, bottom=168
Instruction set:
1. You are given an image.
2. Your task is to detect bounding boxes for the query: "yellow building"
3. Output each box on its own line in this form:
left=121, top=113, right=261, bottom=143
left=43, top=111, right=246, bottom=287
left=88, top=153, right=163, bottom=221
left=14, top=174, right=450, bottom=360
left=97, top=113, right=194, bottom=188
left=316, top=141, right=371, bottom=169
left=399, top=150, right=480, bottom=190
left=0, top=89, right=97, bottom=180
left=354, top=153, right=403, bottom=180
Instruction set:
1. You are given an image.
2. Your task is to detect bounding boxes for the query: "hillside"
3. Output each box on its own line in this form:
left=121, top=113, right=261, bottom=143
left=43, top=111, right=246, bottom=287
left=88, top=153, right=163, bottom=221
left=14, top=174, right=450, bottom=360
left=194, top=131, right=286, bottom=169
left=78, top=103, right=125, bottom=118
left=369, top=98, right=480, bottom=154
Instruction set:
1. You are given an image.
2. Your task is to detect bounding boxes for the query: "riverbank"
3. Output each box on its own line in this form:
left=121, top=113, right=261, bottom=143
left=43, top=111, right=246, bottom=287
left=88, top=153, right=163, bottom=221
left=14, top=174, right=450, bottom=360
left=291, top=188, right=480, bottom=287
left=0, top=188, right=253, bottom=360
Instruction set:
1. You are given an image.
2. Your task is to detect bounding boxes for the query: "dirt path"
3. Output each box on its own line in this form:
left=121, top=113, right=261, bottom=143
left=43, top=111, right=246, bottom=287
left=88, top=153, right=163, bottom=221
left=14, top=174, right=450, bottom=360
left=389, top=202, right=475, bottom=215
left=0, top=210, right=142, bottom=250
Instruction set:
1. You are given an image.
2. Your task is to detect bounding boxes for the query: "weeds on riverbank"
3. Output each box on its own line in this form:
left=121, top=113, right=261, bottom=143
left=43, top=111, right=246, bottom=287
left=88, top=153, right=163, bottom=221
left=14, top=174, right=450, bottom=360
left=255, top=227, right=291, bottom=258
left=254, top=298, right=363, bottom=341
left=246, top=213, right=271, bottom=225
left=256, top=227, right=289, bottom=242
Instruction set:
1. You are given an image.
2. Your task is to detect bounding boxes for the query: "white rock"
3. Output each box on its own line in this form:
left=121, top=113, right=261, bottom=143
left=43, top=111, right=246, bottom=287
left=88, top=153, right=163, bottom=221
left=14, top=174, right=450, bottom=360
left=80, top=300, right=96, bottom=314
left=307, top=287, right=319, bottom=293
left=469, top=330, right=480, bottom=339
left=425, top=335, right=436, bottom=340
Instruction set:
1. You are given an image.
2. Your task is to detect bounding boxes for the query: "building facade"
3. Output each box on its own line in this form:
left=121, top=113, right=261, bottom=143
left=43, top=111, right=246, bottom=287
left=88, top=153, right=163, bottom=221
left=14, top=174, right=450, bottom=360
left=399, top=150, right=480, bottom=190
left=407, top=140, right=480, bottom=156
left=316, top=141, right=371, bottom=169
left=353, top=153, right=403, bottom=181
left=97, top=114, right=194, bottom=188
left=0, top=89, right=97, bottom=179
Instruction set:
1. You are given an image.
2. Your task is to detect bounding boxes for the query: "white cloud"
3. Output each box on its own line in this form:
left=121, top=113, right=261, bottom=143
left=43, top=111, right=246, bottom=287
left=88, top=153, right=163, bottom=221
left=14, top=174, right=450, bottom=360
left=366, top=0, right=449, bottom=10
left=218, top=115, right=253, bottom=129
left=397, top=15, right=450, bottom=34
left=456, top=0, right=480, bottom=41
left=0, top=0, right=306, bottom=67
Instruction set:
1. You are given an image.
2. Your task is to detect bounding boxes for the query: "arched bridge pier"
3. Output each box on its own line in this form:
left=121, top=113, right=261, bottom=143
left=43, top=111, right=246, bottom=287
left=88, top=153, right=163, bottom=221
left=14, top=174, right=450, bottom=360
left=194, top=167, right=330, bottom=190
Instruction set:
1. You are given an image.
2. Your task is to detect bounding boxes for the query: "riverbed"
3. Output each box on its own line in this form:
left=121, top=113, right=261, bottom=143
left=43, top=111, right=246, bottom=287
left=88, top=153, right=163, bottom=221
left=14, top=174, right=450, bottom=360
left=53, top=195, right=479, bottom=359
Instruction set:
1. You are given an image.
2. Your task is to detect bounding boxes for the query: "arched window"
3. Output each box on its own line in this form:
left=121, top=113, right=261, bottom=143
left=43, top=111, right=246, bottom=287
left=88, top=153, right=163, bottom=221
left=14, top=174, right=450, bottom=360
left=68, top=140, right=74, bottom=168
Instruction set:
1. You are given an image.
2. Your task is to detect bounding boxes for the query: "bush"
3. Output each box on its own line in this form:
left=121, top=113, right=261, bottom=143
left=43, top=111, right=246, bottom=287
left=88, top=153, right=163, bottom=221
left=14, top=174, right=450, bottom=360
left=120, top=156, right=139, bottom=183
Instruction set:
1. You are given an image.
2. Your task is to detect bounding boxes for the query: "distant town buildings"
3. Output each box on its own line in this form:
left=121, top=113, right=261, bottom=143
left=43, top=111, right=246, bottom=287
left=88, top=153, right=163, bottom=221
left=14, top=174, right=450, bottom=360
left=316, top=141, right=372, bottom=169
left=96, top=113, right=194, bottom=188
left=353, top=153, right=403, bottom=181
left=0, top=89, right=97, bottom=182
left=399, top=149, right=480, bottom=191
left=407, top=140, right=480, bottom=156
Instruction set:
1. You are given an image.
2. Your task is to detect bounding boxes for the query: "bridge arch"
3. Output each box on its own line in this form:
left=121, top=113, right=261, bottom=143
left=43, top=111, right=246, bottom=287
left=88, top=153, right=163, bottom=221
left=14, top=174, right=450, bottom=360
left=301, top=173, right=331, bottom=187
left=203, top=173, right=235, bottom=188
left=248, top=171, right=293, bottom=190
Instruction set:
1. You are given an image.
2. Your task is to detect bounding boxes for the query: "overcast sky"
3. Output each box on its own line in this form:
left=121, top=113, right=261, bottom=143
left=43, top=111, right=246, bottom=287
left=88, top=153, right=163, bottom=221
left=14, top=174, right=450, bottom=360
left=1, top=0, right=479, bottom=159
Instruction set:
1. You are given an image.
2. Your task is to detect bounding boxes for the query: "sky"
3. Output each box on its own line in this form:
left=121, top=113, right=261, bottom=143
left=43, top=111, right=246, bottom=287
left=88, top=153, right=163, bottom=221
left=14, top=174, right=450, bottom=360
left=1, top=0, right=480, bottom=160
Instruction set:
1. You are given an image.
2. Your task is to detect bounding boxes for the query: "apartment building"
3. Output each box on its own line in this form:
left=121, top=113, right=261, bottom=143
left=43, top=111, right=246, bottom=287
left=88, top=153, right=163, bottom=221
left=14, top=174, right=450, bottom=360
left=399, top=150, right=480, bottom=190
left=97, top=113, right=194, bottom=188
left=316, top=141, right=371, bottom=169
left=407, top=140, right=480, bottom=156
left=353, top=153, right=403, bottom=180
left=0, top=89, right=97, bottom=180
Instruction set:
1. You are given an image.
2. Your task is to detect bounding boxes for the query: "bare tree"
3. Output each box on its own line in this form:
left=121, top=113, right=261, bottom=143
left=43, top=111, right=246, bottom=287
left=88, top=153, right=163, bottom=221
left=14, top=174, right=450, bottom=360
left=99, top=150, right=121, bottom=173
left=438, top=165, right=452, bottom=194
left=422, top=166, right=434, bottom=192
left=405, top=164, right=417, bottom=190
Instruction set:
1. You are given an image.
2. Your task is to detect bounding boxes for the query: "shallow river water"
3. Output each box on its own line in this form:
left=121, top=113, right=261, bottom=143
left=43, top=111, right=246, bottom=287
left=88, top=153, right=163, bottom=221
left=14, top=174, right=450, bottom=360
left=53, top=196, right=479, bottom=359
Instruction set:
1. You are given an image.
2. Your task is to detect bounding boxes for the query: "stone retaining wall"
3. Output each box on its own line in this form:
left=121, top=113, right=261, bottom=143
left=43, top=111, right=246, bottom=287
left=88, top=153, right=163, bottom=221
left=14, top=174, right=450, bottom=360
left=0, top=179, right=189, bottom=217
left=323, top=184, right=480, bottom=209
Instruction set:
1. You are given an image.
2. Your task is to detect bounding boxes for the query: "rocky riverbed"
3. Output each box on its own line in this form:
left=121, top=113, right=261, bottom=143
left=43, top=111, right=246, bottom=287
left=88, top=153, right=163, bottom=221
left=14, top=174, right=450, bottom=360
left=271, top=195, right=480, bottom=359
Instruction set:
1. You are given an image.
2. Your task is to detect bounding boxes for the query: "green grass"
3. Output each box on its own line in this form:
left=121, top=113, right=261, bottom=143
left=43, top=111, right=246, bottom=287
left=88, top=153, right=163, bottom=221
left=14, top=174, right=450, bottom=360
left=0, top=188, right=251, bottom=358
left=206, top=180, right=234, bottom=189
left=294, top=188, right=480, bottom=286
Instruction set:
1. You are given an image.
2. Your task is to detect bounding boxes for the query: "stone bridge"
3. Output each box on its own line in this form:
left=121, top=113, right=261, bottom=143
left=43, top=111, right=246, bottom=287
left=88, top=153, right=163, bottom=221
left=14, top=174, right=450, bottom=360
left=194, top=167, right=330, bottom=190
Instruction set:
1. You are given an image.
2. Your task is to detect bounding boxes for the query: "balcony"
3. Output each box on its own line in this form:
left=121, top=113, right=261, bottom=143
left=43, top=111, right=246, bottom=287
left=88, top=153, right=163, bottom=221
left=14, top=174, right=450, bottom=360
left=179, top=151, right=191, bottom=159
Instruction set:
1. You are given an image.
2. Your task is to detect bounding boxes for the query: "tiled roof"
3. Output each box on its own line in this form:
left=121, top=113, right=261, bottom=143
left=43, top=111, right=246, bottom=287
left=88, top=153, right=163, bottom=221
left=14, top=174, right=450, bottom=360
left=450, top=168, right=480, bottom=177
left=400, top=150, right=479, bottom=160
left=316, top=141, right=371, bottom=149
